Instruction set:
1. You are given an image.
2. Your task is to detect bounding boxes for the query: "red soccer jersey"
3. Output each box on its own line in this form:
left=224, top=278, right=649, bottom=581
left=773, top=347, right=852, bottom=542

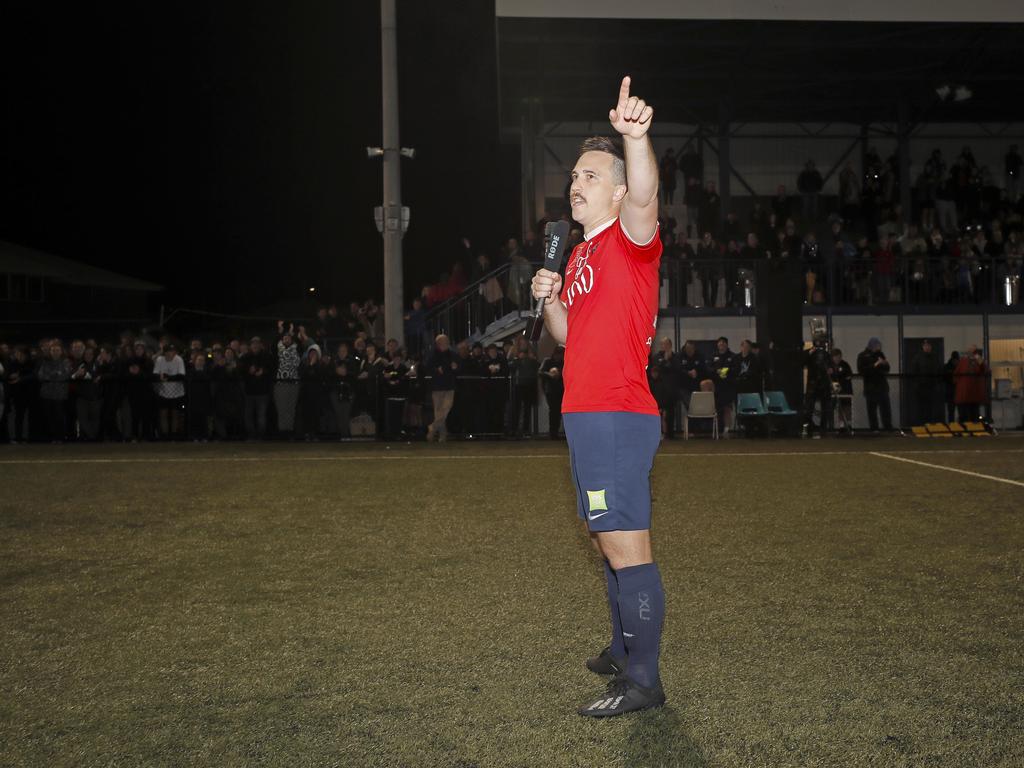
left=558, top=217, right=661, bottom=414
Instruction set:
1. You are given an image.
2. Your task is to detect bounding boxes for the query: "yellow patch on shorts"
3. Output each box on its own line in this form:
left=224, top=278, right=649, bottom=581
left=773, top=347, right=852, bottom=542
left=587, top=489, right=608, bottom=512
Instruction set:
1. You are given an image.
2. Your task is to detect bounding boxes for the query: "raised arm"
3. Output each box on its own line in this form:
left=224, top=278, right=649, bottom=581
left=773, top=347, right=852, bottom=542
left=610, top=76, right=658, bottom=245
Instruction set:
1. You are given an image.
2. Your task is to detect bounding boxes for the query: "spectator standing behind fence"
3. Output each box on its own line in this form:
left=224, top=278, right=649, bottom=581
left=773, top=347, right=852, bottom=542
left=908, top=339, right=943, bottom=425
left=658, top=148, right=677, bottom=205
left=6, top=346, right=33, bottom=443
left=540, top=346, right=565, bottom=439
left=37, top=342, right=72, bottom=443
left=71, top=346, right=101, bottom=441
left=426, top=334, right=458, bottom=443
left=187, top=352, right=213, bottom=441
left=213, top=348, right=245, bottom=439
left=677, top=340, right=706, bottom=411
left=943, top=351, right=960, bottom=423
left=274, top=322, right=301, bottom=435
left=510, top=344, right=540, bottom=438
left=651, top=337, right=680, bottom=438
left=798, top=160, right=823, bottom=224
left=153, top=345, right=186, bottom=439
left=241, top=336, right=273, bottom=440
left=297, top=345, right=328, bottom=441
left=124, top=341, right=153, bottom=441
left=953, top=345, right=988, bottom=423
left=803, top=340, right=832, bottom=436
left=857, top=337, right=893, bottom=432
left=829, top=349, right=854, bottom=432
left=710, top=337, right=738, bottom=434
left=329, top=343, right=354, bottom=438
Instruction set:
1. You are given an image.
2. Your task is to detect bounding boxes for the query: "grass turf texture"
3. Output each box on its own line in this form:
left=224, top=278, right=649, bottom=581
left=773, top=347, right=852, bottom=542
left=2, top=440, right=1023, bottom=767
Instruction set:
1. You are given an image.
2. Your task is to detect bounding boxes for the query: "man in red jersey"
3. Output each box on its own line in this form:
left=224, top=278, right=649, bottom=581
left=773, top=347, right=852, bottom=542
left=531, top=76, right=665, bottom=717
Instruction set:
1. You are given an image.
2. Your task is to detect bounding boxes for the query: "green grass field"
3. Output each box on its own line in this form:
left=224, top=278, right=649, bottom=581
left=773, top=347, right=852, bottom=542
left=2, top=438, right=1023, bottom=767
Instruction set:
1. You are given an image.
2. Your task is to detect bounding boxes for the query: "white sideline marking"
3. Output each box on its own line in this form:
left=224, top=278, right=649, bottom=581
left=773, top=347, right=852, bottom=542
left=870, top=451, right=1024, bottom=488
left=0, top=447, right=1021, bottom=466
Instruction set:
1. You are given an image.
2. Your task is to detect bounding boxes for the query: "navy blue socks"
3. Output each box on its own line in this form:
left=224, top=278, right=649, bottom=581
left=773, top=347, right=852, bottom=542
left=603, top=559, right=626, bottom=659
left=614, top=562, right=665, bottom=689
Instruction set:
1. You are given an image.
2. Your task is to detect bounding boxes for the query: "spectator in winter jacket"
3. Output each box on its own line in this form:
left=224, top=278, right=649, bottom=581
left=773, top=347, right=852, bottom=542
left=240, top=336, right=274, bottom=439
left=797, top=160, right=824, bottom=223
left=153, top=345, right=186, bottom=439
left=735, top=340, right=764, bottom=396
left=830, top=349, right=854, bottom=431
left=710, top=337, right=739, bottom=433
left=123, top=341, right=154, bottom=441
left=297, top=345, right=328, bottom=440
left=186, top=351, right=213, bottom=441
left=678, top=340, right=706, bottom=409
left=539, top=346, right=565, bottom=439
left=274, top=323, right=302, bottom=434
left=953, top=345, right=988, bottom=422
left=856, top=337, right=892, bottom=431
left=5, top=346, right=34, bottom=443
left=36, top=341, right=73, bottom=442
left=651, top=337, right=681, bottom=438
left=426, top=334, right=459, bottom=442
left=908, top=339, right=944, bottom=425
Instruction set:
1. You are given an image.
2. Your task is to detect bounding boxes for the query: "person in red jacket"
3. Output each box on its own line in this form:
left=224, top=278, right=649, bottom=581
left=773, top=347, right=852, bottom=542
left=953, top=344, right=988, bottom=422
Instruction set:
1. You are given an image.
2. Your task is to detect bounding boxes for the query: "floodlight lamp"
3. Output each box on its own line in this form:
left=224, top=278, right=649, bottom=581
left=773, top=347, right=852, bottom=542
left=366, top=147, right=384, bottom=158
left=400, top=147, right=416, bottom=159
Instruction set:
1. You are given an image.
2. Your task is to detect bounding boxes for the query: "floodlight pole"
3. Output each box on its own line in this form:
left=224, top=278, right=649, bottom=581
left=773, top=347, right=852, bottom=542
left=380, top=0, right=405, bottom=347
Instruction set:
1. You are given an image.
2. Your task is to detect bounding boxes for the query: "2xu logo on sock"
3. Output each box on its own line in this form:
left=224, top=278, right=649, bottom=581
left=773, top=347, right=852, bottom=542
left=638, top=591, right=651, bottom=621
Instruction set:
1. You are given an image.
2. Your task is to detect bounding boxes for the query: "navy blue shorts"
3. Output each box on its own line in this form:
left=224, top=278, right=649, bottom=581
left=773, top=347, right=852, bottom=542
left=563, top=411, right=661, bottom=532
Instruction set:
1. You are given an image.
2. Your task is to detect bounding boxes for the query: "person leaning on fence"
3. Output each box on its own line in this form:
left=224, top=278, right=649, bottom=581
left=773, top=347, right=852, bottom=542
left=426, top=334, right=459, bottom=443
left=186, top=351, right=213, bottom=441
left=36, top=341, right=73, bottom=443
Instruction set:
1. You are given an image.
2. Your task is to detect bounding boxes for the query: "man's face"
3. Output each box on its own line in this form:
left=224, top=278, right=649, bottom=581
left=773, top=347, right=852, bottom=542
left=746, top=233, right=758, bottom=247
left=740, top=341, right=751, bottom=355
left=570, top=151, right=624, bottom=228
left=684, top=343, right=695, bottom=357
left=660, top=338, right=672, bottom=353
left=251, top=340, right=263, bottom=353
left=717, top=340, right=727, bottom=354
left=922, top=341, right=932, bottom=354
left=49, top=345, right=63, bottom=360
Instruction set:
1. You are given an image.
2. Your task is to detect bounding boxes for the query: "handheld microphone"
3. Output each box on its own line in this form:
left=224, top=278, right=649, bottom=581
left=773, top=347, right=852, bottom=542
left=525, top=220, right=570, bottom=341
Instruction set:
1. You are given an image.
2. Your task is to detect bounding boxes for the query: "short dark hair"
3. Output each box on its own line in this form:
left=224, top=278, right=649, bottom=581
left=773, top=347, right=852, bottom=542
left=717, top=336, right=729, bottom=345
left=578, top=136, right=626, bottom=185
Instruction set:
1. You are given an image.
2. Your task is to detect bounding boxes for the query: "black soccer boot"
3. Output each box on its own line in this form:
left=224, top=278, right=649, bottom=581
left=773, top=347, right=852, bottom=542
left=577, top=675, right=666, bottom=718
left=585, top=646, right=626, bottom=676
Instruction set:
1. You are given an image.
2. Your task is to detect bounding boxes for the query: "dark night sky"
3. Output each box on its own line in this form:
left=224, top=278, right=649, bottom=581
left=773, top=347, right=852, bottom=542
left=0, top=1, right=519, bottom=315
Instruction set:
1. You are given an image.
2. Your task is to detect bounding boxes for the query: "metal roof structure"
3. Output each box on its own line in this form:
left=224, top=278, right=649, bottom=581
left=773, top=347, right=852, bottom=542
left=0, top=240, right=162, bottom=293
left=497, top=19, right=1024, bottom=129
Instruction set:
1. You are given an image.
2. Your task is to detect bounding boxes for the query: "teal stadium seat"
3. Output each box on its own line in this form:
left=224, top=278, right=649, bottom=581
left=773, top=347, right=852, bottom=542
left=764, top=391, right=798, bottom=416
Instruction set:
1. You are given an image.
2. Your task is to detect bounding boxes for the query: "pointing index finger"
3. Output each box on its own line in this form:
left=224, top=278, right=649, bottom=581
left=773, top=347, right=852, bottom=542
left=617, top=75, right=631, bottom=110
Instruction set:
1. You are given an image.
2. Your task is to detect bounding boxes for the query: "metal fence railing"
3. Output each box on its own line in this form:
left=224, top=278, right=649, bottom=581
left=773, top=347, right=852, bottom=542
left=7, top=369, right=1016, bottom=443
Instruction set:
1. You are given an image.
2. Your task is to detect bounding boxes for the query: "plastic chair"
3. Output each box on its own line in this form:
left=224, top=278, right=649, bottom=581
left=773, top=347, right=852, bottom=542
left=764, top=391, right=798, bottom=416
left=685, top=391, right=718, bottom=440
left=737, top=392, right=768, bottom=416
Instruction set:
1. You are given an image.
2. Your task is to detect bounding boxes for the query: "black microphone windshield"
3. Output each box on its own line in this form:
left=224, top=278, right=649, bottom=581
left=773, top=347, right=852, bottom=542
left=544, top=220, right=571, bottom=271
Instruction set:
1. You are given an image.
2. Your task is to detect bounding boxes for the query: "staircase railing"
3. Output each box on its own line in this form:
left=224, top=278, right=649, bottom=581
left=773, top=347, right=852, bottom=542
left=422, top=261, right=541, bottom=342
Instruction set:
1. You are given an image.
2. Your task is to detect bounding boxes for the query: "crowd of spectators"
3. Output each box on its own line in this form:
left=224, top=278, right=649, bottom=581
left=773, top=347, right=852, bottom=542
left=657, top=144, right=1024, bottom=309
left=0, top=323, right=564, bottom=444
left=1, top=325, right=995, bottom=443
